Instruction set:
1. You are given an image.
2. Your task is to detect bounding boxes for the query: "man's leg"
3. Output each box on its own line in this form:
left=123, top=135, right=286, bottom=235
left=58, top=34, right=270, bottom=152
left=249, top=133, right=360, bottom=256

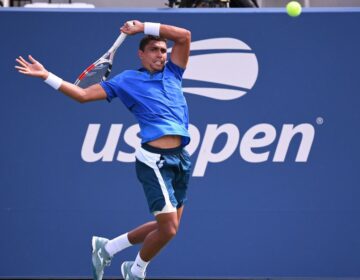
left=103, top=221, right=158, bottom=258
left=140, top=211, right=179, bottom=261
left=126, top=207, right=184, bottom=279
left=104, top=205, right=183, bottom=259
left=105, top=205, right=184, bottom=263
left=122, top=147, right=188, bottom=279
left=128, top=206, right=184, bottom=244
left=127, top=221, right=157, bottom=244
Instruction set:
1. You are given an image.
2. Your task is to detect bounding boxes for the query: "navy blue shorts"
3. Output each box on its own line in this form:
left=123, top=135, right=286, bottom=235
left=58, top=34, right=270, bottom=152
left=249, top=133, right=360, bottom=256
left=135, top=143, right=192, bottom=215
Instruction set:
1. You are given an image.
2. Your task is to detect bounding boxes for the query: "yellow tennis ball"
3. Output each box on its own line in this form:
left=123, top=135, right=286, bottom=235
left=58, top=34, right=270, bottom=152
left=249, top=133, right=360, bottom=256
left=286, top=1, right=302, bottom=17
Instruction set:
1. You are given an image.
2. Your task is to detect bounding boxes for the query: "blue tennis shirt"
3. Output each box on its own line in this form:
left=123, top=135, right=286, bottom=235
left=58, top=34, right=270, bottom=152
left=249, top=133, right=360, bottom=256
left=100, top=59, right=190, bottom=146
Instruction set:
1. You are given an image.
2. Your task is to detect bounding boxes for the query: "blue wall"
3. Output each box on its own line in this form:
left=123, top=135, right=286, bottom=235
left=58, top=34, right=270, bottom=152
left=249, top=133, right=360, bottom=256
left=1, top=8, right=360, bottom=278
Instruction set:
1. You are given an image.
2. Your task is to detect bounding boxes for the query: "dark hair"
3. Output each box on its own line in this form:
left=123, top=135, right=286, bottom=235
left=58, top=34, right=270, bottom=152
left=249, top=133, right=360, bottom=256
left=139, top=35, right=167, bottom=51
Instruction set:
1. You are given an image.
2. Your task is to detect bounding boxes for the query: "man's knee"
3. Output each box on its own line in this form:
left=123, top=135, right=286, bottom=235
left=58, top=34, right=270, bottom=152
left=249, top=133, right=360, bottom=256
left=157, top=214, right=179, bottom=240
left=163, top=220, right=178, bottom=239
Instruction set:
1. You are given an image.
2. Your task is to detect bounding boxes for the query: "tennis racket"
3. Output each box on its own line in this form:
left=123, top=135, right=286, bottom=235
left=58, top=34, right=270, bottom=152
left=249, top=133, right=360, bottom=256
left=74, top=30, right=129, bottom=88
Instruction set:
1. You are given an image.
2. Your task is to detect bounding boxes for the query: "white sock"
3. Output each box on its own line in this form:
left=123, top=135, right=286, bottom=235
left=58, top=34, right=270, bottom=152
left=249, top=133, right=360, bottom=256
left=104, top=233, right=132, bottom=257
left=131, top=252, right=149, bottom=278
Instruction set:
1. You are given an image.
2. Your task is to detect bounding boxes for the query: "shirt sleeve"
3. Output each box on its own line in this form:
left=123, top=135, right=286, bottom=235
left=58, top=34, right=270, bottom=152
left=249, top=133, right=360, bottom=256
left=166, top=59, right=185, bottom=80
left=100, top=73, right=123, bottom=103
left=100, top=73, right=134, bottom=110
left=100, top=80, right=117, bottom=102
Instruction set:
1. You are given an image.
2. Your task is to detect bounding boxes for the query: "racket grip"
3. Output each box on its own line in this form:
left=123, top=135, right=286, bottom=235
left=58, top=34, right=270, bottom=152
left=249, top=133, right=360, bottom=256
left=109, top=32, right=127, bottom=53
left=108, top=21, right=134, bottom=53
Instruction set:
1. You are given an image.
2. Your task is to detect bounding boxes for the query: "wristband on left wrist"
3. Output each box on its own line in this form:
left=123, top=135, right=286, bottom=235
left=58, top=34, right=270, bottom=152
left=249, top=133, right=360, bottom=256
left=44, top=72, right=63, bottom=90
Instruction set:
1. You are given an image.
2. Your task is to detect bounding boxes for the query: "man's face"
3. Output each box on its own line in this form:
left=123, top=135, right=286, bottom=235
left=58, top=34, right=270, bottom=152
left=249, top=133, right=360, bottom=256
left=138, top=40, right=167, bottom=73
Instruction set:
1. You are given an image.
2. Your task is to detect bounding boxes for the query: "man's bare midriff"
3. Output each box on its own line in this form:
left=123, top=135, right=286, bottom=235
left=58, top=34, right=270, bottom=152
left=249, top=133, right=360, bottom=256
left=147, top=135, right=182, bottom=149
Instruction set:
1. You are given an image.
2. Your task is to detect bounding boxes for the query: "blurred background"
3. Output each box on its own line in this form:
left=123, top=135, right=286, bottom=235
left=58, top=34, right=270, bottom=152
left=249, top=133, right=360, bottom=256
left=2, top=0, right=360, bottom=8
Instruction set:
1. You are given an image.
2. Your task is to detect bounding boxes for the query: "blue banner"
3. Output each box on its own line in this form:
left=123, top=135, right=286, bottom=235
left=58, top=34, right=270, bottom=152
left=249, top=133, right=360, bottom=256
left=1, top=8, right=360, bottom=278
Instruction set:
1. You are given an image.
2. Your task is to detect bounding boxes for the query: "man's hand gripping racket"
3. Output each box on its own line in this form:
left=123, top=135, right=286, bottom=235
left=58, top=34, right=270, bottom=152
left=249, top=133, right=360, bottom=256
left=74, top=21, right=136, bottom=88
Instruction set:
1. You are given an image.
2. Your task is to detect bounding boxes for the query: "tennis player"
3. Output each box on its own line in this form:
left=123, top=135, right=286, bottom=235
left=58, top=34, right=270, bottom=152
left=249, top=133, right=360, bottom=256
left=15, top=20, right=191, bottom=280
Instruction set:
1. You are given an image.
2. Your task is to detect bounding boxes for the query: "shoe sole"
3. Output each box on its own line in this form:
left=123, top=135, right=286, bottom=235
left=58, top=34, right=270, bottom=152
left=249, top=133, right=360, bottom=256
left=92, top=236, right=100, bottom=280
left=92, top=236, right=97, bottom=253
left=121, top=262, right=126, bottom=278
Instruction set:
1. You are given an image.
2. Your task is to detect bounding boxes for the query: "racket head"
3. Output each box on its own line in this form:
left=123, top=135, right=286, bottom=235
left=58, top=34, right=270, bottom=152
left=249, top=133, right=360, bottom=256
left=75, top=57, right=112, bottom=88
left=74, top=32, right=128, bottom=88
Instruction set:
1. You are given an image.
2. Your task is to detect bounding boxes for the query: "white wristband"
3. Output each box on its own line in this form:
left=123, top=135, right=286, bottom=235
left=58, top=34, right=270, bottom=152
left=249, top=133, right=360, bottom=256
left=44, top=72, right=63, bottom=90
left=144, top=22, right=161, bottom=36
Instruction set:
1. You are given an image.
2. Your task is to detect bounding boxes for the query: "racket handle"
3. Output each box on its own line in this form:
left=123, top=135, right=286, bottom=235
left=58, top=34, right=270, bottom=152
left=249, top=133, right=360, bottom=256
left=109, top=33, right=127, bottom=53
left=109, top=21, right=134, bottom=53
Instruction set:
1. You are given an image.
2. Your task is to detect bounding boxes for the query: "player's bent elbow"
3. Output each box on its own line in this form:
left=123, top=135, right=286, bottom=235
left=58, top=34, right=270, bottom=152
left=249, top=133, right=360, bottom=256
left=183, top=30, right=191, bottom=44
left=186, top=30, right=191, bottom=43
left=177, top=29, right=191, bottom=45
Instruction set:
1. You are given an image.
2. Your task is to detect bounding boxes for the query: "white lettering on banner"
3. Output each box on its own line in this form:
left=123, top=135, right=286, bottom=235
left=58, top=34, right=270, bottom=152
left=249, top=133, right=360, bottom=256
left=274, top=124, right=315, bottom=162
left=81, top=124, right=122, bottom=162
left=240, top=124, right=277, bottom=163
left=81, top=123, right=315, bottom=177
left=79, top=38, right=317, bottom=176
left=194, top=124, right=239, bottom=176
left=116, top=124, right=140, bottom=163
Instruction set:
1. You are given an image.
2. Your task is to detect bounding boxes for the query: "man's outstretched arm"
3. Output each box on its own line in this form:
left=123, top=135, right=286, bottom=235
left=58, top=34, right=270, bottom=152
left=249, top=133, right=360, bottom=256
left=15, top=55, right=107, bottom=103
